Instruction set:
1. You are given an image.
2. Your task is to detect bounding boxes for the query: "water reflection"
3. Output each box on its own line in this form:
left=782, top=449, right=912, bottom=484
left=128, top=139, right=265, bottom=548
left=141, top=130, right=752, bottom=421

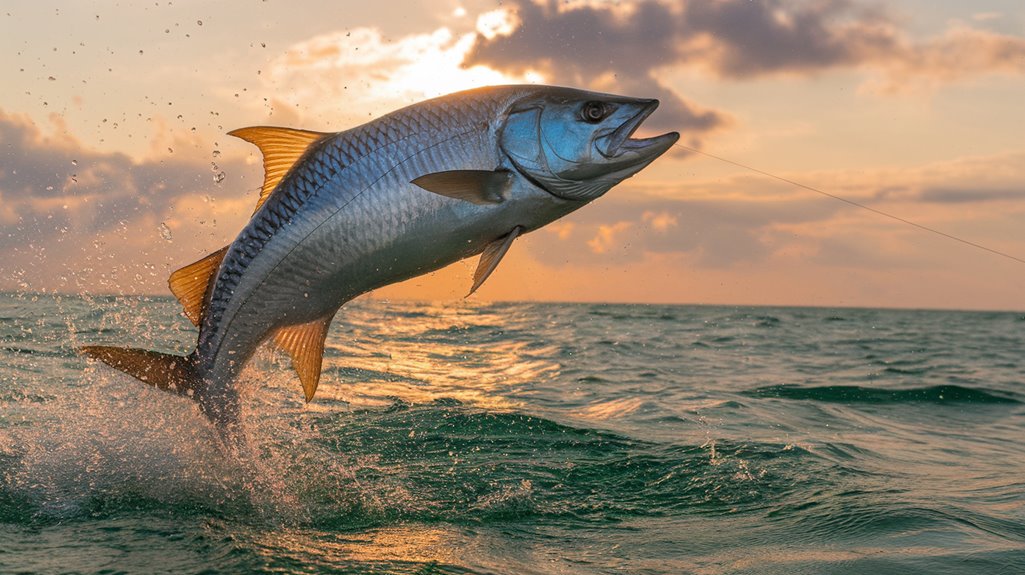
left=572, top=396, right=647, bottom=420
left=309, top=300, right=561, bottom=411
left=253, top=524, right=463, bottom=571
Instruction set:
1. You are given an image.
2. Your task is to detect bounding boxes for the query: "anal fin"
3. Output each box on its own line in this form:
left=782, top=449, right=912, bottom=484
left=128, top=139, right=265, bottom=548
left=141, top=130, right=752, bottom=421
left=168, top=246, right=229, bottom=326
left=272, top=315, right=334, bottom=402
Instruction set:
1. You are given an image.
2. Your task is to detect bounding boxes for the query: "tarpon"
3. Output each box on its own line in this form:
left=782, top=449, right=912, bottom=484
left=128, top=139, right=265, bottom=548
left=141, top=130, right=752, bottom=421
left=81, top=85, right=679, bottom=438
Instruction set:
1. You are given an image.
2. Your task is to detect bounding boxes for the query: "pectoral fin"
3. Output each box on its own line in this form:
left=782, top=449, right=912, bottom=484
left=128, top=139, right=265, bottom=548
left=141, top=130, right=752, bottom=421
left=411, top=170, right=512, bottom=205
left=168, top=246, right=229, bottom=326
left=229, top=126, right=331, bottom=214
left=272, top=315, right=334, bottom=402
left=469, top=226, right=522, bottom=297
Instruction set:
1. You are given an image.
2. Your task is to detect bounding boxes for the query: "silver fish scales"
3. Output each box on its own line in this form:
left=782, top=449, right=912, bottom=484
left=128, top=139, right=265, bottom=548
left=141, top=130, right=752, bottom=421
left=81, top=84, right=679, bottom=443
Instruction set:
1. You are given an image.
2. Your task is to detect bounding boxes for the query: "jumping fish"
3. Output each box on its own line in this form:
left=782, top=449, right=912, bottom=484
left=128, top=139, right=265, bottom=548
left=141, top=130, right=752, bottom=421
left=81, top=85, right=679, bottom=437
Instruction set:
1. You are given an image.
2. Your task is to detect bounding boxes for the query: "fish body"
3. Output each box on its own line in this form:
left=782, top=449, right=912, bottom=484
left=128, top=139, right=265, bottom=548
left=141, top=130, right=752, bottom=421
left=82, top=85, right=678, bottom=436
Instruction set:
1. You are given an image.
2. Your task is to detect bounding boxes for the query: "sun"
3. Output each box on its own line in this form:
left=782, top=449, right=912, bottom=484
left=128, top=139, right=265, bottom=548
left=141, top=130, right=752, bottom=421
left=266, top=9, right=542, bottom=124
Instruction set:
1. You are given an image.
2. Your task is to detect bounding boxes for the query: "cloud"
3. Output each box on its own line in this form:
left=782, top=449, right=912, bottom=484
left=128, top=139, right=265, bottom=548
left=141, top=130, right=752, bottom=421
left=463, top=0, right=730, bottom=135
left=534, top=192, right=835, bottom=268
left=3, top=98, right=1023, bottom=302
left=464, top=0, right=1025, bottom=122
left=455, top=0, right=903, bottom=133
left=587, top=221, right=633, bottom=254
left=869, top=25, right=1025, bottom=93
left=0, top=111, right=238, bottom=227
left=918, top=187, right=1025, bottom=204
left=972, top=12, right=1002, bottom=22
left=249, top=2, right=1025, bottom=147
left=0, top=110, right=254, bottom=293
left=263, top=26, right=532, bottom=127
left=643, top=210, right=678, bottom=232
left=677, top=0, right=899, bottom=78
left=525, top=149, right=1025, bottom=272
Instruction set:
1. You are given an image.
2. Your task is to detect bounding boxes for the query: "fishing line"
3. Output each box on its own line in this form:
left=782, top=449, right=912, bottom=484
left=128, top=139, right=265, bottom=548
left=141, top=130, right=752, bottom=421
left=672, top=142, right=1025, bottom=266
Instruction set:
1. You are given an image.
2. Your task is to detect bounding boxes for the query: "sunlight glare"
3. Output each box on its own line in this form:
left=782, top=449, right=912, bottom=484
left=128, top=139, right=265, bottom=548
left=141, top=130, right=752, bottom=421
left=476, top=8, right=520, bottom=40
left=268, top=24, right=541, bottom=121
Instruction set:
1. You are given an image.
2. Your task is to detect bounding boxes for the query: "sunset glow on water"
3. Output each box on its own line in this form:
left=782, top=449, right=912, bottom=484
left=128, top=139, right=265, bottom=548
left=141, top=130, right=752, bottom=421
left=3, top=2, right=1025, bottom=573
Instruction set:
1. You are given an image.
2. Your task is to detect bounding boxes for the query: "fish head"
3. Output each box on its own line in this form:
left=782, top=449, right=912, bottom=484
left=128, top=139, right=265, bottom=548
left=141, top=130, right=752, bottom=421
left=499, top=87, right=680, bottom=201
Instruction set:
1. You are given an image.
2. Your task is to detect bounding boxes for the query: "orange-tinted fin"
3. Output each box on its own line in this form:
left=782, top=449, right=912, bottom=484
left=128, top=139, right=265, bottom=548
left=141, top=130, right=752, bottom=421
left=228, top=126, right=331, bottom=213
left=80, top=345, right=198, bottom=396
left=272, top=315, right=334, bottom=402
left=411, top=169, right=512, bottom=205
left=469, top=226, right=522, bottom=297
left=168, top=246, right=229, bottom=327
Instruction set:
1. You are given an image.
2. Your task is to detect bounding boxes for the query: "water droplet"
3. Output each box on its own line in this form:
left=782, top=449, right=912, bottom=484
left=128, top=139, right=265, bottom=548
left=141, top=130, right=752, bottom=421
left=158, top=222, right=173, bottom=241
left=212, top=149, right=221, bottom=158
left=196, top=19, right=203, bottom=26
left=71, top=159, right=78, bottom=166
left=213, top=171, right=226, bottom=184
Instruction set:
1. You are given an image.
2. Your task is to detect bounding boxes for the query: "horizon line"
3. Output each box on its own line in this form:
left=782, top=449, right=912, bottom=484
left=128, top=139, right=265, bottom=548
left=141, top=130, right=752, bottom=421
left=3, top=290, right=1022, bottom=315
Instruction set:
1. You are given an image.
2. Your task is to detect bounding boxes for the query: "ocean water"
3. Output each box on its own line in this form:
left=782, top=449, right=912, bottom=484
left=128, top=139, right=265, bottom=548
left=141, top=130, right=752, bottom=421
left=1, top=293, right=1024, bottom=574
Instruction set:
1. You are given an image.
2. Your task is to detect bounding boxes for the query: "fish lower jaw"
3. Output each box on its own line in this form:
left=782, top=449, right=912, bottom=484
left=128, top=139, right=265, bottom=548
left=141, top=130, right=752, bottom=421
left=600, top=131, right=680, bottom=167
left=597, top=100, right=658, bottom=157
left=621, top=131, right=679, bottom=150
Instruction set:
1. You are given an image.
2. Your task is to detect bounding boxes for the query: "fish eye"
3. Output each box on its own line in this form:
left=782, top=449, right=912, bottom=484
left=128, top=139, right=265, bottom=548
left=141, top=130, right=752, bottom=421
left=580, top=101, right=607, bottom=123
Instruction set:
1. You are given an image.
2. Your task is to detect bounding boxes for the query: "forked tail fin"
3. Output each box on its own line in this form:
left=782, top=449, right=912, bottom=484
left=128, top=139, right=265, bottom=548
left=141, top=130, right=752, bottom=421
left=80, top=346, right=244, bottom=448
left=80, top=345, right=199, bottom=396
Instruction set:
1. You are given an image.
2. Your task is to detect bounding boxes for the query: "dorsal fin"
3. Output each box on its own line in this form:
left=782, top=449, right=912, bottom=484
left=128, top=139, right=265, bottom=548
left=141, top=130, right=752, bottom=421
left=272, top=315, right=334, bottom=402
left=228, top=126, right=331, bottom=213
left=168, top=246, right=229, bottom=326
left=468, top=226, right=522, bottom=297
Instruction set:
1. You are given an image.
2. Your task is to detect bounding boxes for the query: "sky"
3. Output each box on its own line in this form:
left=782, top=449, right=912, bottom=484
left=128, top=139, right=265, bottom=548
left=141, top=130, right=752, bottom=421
left=2, top=0, right=1024, bottom=310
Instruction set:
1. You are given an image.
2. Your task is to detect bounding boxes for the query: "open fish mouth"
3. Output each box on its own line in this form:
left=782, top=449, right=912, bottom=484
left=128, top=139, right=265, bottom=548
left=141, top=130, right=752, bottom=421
left=598, top=100, right=679, bottom=159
